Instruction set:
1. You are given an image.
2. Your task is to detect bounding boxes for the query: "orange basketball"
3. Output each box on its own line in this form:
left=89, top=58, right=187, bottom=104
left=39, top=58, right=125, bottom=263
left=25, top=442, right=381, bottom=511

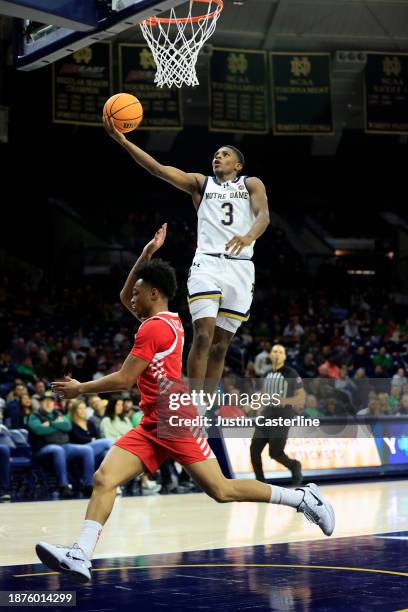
left=103, top=93, right=143, bottom=133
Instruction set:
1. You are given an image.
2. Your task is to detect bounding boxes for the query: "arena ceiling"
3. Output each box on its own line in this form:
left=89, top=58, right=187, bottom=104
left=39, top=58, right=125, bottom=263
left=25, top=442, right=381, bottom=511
left=117, top=0, right=408, bottom=51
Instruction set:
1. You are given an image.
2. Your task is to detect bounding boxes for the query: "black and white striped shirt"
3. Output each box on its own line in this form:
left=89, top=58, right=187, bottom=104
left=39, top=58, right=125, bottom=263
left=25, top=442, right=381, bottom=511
left=263, top=366, right=303, bottom=415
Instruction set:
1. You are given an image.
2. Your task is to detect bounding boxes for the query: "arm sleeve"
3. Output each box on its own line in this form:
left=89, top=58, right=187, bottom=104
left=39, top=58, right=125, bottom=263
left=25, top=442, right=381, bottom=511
left=52, top=416, right=72, bottom=432
left=287, top=368, right=304, bottom=395
left=130, top=319, right=175, bottom=364
left=27, top=414, right=54, bottom=436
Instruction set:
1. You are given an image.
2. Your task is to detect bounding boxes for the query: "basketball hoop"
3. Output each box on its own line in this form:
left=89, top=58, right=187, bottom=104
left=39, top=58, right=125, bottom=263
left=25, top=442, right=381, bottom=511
left=139, top=0, right=223, bottom=88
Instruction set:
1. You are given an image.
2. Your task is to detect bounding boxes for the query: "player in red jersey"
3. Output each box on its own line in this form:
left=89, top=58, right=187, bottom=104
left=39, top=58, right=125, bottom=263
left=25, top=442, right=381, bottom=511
left=35, top=225, right=335, bottom=584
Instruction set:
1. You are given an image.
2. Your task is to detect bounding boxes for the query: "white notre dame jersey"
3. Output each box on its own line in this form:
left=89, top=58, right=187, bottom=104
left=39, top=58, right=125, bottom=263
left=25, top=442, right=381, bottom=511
left=196, top=175, right=256, bottom=259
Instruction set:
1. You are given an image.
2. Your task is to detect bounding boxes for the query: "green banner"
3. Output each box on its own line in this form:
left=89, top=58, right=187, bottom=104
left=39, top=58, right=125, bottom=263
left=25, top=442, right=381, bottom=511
left=52, top=42, right=112, bottom=126
left=209, top=48, right=268, bottom=133
left=365, top=53, right=408, bottom=134
left=271, top=53, right=334, bottom=135
left=119, top=44, right=182, bottom=130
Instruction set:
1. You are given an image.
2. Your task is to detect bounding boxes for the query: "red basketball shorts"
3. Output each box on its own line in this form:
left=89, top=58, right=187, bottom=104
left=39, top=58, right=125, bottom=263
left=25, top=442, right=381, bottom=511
left=114, top=424, right=215, bottom=474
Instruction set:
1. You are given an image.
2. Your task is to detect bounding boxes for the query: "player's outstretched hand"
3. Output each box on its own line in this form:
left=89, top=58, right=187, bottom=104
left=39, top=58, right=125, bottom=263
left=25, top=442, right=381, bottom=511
left=226, top=234, right=253, bottom=256
left=51, top=375, right=82, bottom=399
left=103, top=114, right=127, bottom=145
left=144, top=223, right=168, bottom=256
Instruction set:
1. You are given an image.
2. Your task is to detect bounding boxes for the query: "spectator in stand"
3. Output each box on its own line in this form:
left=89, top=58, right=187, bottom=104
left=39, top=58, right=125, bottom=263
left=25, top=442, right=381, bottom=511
left=357, top=399, right=381, bottom=417
left=253, top=320, right=272, bottom=339
left=397, top=394, right=408, bottom=415
left=83, top=348, right=98, bottom=380
left=71, top=355, right=87, bottom=381
left=391, top=368, right=408, bottom=390
left=0, top=438, right=11, bottom=502
left=11, top=338, right=27, bottom=364
left=5, top=392, right=32, bottom=428
left=298, top=353, right=317, bottom=378
left=0, top=352, right=18, bottom=389
left=335, top=365, right=356, bottom=403
left=353, top=368, right=371, bottom=411
left=372, top=346, right=392, bottom=374
left=388, top=386, right=401, bottom=413
left=352, top=346, right=371, bottom=374
left=253, top=341, right=272, bottom=377
left=329, top=324, right=344, bottom=348
left=17, top=356, right=36, bottom=384
left=372, top=318, right=387, bottom=341
left=87, top=395, right=107, bottom=434
left=371, top=365, right=390, bottom=394
left=93, top=360, right=109, bottom=381
left=303, top=394, right=323, bottom=417
left=318, top=356, right=340, bottom=379
left=377, top=393, right=391, bottom=415
left=343, top=315, right=359, bottom=340
left=283, top=316, right=304, bottom=345
left=358, top=312, right=372, bottom=340
left=6, top=381, right=27, bottom=404
left=27, top=396, right=95, bottom=498
left=68, top=400, right=111, bottom=467
left=33, top=349, right=55, bottom=381
left=100, top=397, right=132, bottom=441
left=31, top=380, right=47, bottom=410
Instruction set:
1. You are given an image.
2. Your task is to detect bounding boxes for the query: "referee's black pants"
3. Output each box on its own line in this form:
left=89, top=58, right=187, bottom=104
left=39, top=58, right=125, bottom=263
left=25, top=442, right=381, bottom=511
left=250, top=427, right=298, bottom=483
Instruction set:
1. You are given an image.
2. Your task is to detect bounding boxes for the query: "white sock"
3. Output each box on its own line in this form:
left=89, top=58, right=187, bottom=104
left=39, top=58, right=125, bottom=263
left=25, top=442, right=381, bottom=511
left=269, top=485, right=304, bottom=508
left=77, top=520, right=103, bottom=559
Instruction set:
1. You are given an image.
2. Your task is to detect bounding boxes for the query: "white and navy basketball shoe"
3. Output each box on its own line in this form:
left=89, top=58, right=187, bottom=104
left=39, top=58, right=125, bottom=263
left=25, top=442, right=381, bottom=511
left=296, top=483, right=335, bottom=536
left=36, top=542, right=92, bottom=584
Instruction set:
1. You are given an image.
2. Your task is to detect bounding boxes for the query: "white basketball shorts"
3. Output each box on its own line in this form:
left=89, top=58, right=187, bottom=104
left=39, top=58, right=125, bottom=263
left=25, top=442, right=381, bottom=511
left=187, top=252, right=255, bottom=333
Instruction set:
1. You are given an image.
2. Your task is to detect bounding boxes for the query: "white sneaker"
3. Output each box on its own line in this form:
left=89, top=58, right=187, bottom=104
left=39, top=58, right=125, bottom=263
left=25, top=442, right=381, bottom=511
left=296, top=483, right=335, bottom=536
left=36, top=542, right=92, bottom=584
left=141, top=480, right=162, bottom=493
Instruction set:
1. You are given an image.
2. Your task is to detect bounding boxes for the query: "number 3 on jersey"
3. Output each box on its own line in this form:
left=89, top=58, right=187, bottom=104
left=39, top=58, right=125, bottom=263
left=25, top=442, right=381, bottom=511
left=221, top=202, right=234, bottom=226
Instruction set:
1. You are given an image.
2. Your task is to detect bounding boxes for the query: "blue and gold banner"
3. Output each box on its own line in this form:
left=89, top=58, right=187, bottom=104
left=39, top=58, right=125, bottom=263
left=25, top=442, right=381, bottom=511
left=52, top=42, right=112, bottom=126
left=119, top=44, right=182, bottom=130
left=270, top=53, right=334, bottom=135
left=364, top=52, right=408, bottom=134
left=209, top=47, right=268, bottom=133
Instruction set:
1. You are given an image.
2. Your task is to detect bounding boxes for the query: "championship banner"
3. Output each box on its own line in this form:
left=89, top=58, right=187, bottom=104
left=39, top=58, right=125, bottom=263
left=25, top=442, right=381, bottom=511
left=270, top=52, right=334, bottom=135
left=52, top=42, right=112, bottom=126
left=364, top=52, right=408, bottom=134
left=119, top=44, right=183, bottom=130
left=209, top=47, right=268, bottom=134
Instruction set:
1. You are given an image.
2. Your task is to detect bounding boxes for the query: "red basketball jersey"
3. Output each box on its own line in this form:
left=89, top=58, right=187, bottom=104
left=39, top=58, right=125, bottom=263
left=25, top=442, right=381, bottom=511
left=130, top=311, right=184, bottom=425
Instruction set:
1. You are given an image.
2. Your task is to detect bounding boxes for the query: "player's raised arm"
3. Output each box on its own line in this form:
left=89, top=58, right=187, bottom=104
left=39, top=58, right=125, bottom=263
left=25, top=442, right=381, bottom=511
left=120, top=223, right=167, bottom=317
left=226, top=177, right=270, bottom=256
left=103, top=115, right=204, bottom=195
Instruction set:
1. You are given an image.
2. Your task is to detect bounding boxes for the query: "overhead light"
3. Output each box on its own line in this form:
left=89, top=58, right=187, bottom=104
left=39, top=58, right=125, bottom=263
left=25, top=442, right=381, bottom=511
left=233, top=1, right=244, bottom=5
left=347, top=270, right=376, bottom=276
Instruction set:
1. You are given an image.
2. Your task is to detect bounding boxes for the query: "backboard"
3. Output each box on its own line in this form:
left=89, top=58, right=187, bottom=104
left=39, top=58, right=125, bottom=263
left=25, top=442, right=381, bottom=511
left=9, top=0, right=186, bottom=70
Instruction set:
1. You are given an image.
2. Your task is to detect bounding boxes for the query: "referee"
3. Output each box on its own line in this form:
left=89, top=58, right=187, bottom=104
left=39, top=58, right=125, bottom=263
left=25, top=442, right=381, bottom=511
left=250, top=344, right=305, bottom=486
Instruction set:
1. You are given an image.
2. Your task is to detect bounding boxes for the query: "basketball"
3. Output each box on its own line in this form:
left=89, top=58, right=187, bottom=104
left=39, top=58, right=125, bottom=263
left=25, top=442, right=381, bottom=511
left=103, top=93, right=143, bottom=133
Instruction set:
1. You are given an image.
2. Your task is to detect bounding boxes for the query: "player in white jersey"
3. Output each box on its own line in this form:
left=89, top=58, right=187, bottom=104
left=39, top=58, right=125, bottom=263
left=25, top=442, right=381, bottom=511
left=104, top=117, right=270, bottom=394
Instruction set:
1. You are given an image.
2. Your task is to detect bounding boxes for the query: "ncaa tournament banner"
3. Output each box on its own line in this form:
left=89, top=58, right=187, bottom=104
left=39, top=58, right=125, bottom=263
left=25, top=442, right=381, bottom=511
left=209, top=47, right=268, bottom=134
left=270, top=52, right=334, bottom=135
left=52, top=41, right=112, bottom=126
left=364, top=52, right=408, bottom=134
left=119, top=44, right=182, bottom=130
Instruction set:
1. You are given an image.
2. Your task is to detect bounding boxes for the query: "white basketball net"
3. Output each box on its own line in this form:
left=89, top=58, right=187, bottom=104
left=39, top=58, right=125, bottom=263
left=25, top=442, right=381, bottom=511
left=139, top=0, right=223, bottom=88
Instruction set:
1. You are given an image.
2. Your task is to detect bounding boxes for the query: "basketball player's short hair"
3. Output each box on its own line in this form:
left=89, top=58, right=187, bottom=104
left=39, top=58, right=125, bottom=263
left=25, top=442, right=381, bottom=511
left=136, top=258, right=177, bottom=300
left=222, top=145, right=245, bottom=168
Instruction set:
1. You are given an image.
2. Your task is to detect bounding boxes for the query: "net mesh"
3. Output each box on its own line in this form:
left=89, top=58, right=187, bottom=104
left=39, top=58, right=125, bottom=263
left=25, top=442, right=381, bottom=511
left=139, top=0, right=223, bottom=88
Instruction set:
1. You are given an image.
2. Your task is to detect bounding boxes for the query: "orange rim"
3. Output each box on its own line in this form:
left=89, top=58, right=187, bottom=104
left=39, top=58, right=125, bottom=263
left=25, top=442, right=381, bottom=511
left=142, top=0, right=223, bottom=26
